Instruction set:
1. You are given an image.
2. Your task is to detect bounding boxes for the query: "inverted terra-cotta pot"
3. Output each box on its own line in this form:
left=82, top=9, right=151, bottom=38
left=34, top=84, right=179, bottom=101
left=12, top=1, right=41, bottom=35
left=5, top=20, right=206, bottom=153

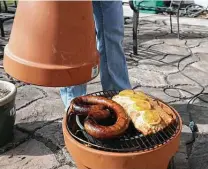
left=62, top=100, right=182, bottom=169
left=3, top=1, right=99, bottom=87
left=0, top=80, right=17, bottom=147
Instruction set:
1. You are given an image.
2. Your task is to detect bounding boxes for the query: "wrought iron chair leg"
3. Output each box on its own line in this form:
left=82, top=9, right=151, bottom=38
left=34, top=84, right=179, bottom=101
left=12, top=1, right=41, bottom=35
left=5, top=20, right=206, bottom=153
left=0, top=1, right=2, bottom=13
left=170, top=14, right=173, bottom=33
left=133, top=11, right=139, bottom=55
left=0, top=20, right=5, bottom=37
left=3, top=1, right=8, bottom=13
left=14, top=1, right=17, bottom=7
left=177, top=11, right=180, bottom=39
left=177, top=0, right=183, bottom=39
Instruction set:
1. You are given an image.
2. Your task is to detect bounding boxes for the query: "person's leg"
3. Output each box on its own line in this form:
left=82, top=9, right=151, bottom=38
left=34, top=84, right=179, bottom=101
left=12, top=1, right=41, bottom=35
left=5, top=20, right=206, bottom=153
left=93, top=1, right=131, bottom=91
left=60, top=84, right=87, bottom=111
left=60, top=1, right=131, bottom=110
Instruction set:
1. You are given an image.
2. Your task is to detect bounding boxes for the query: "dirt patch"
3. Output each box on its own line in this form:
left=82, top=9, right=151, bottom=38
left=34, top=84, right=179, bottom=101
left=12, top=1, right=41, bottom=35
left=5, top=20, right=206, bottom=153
left=0, top=88, right=10, bottom=99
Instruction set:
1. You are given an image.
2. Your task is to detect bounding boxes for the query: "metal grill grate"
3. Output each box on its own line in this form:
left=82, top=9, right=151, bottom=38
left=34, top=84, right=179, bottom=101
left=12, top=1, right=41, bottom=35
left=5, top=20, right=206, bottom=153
left=66, top=90, right=180, bottom=153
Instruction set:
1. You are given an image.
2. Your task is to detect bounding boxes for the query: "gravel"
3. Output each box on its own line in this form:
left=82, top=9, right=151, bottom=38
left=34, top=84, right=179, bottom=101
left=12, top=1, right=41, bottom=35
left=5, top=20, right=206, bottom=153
left=0, top=88, right=10, bottom=99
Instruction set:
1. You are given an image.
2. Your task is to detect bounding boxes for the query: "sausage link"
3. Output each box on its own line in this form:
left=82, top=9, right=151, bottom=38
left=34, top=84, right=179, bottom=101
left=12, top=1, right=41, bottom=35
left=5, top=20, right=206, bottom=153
left=71, top=98, right=110, bottom=120
left=70, top=95, right=130, bottom=139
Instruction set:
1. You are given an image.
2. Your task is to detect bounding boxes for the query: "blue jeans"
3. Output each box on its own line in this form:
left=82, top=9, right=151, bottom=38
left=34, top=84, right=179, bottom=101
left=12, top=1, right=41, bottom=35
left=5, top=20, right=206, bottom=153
left=60, top=1, right=131, bottom=110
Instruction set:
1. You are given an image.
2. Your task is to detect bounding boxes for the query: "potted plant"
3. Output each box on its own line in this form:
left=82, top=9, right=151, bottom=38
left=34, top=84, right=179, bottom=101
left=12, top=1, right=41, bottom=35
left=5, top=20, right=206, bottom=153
left=0, top=80, right=17, bottom=147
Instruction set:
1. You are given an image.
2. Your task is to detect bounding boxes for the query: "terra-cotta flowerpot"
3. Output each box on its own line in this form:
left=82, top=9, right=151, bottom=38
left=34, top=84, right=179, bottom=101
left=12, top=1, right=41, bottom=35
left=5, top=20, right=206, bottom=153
left=0, top=80, right=17, bottom=147
left=3, top=1, right=99, bottom=87
left=62, top=100, right=182, bottom=169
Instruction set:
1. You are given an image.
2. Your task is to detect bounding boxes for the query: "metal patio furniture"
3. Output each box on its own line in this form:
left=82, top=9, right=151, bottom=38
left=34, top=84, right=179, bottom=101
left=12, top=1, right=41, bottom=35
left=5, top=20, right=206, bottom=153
left=128, top=0, right=184, bottom=55
left=0, top=1, right=17, bottom=37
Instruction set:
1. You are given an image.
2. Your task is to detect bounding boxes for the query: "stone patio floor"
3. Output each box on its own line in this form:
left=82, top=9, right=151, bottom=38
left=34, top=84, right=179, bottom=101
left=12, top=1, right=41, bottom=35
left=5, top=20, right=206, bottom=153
left=0, top=14, right=208, bottom=169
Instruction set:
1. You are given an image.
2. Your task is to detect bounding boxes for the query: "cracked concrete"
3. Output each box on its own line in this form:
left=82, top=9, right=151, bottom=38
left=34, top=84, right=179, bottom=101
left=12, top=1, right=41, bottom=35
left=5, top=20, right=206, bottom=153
left=0, top=11, right=208, bottom=169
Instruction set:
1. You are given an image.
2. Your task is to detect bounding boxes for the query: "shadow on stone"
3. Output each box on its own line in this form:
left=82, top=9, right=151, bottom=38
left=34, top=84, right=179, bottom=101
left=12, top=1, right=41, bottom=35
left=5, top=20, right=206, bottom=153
left=1, top=120, right=64, bottom=156
left=171, top=93, right=208, bottom=128
left=189, top=133, right=208, bottom=169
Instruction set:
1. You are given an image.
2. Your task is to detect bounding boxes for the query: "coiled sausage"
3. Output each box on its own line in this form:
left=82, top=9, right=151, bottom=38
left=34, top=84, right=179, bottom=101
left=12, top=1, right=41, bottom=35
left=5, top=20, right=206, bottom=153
left=70, top=95, right=130, bottom=139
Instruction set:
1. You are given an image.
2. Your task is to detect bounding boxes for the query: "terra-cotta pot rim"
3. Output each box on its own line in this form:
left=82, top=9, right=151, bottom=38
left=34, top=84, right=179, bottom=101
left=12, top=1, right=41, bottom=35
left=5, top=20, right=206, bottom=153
left=0, top=80, right=17, bottom=106
left=4, top=45, right=98, bottom=69
left=62, top=106, right=182, bottom=157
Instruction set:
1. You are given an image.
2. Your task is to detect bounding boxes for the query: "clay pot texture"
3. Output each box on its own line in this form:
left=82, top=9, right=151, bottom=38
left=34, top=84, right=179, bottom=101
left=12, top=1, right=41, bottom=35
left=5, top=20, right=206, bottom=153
left=3, top=1, right=99, bottom=87
left=62, top=102, right=182, bottom=169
